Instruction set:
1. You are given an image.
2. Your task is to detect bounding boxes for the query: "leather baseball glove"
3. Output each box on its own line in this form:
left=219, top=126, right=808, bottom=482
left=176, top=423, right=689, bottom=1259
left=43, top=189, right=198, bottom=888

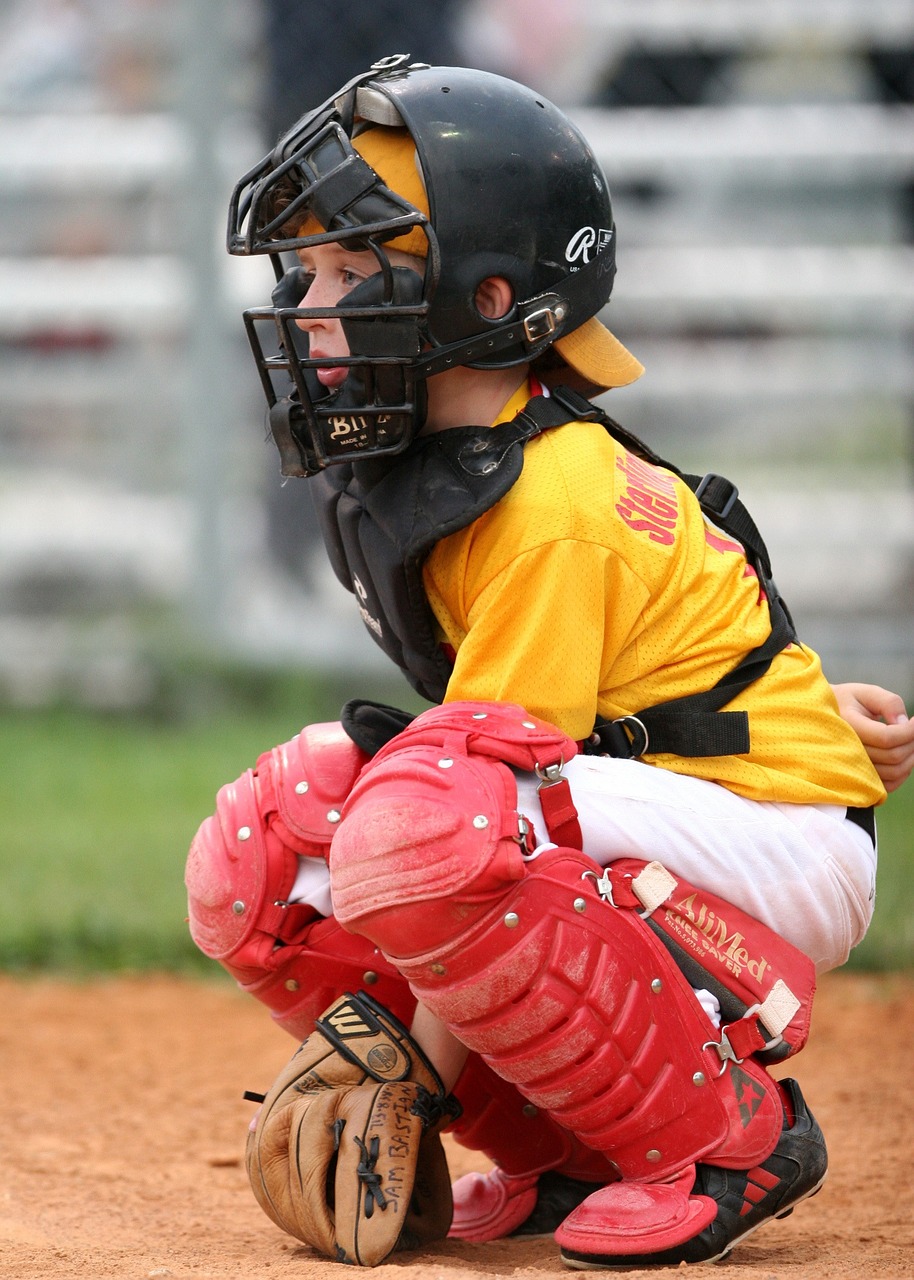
left=245, top=990, right=461, bottom=1266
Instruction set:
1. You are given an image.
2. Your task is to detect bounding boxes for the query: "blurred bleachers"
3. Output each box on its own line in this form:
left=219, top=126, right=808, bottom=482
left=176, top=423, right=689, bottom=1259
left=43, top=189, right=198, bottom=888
left=1, top=0, right=912, bottom=705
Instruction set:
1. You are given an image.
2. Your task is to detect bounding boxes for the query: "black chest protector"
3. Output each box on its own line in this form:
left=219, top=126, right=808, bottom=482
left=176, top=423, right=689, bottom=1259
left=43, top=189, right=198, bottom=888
left=309, top=386, right=796, bottom=760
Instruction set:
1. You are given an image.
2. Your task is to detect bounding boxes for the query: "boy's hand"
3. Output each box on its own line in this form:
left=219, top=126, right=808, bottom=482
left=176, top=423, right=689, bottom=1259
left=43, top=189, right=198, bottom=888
left=832, top=682, right=914, bottom=792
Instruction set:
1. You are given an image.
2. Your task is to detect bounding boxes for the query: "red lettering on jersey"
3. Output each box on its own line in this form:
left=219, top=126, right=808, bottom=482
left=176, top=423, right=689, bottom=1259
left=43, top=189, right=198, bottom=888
left=615, top=451, right=680, bottom=545
left=615, top=510, right=676, bottom=545
left=704, top=528, right=745, bottom=557
left=626, top=485, right=679, bottom=521
left=620, top=452, right=678, bottom=499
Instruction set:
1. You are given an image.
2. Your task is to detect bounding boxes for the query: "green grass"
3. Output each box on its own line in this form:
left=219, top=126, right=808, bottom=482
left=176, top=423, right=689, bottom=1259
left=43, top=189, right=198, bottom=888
left=1, top=685, right=912, bottom=973
left=0, top=668, right=389, bottom=973
left=852, top=781, right=914, bottom=971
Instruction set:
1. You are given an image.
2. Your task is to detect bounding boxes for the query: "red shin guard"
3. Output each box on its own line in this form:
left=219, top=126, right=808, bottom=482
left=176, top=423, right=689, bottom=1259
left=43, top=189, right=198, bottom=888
left=334, top=832, right=782, bottom=1181
left=328, top=701, right=785, bottom=1187
left=397, top=848, right=782, bottom=1179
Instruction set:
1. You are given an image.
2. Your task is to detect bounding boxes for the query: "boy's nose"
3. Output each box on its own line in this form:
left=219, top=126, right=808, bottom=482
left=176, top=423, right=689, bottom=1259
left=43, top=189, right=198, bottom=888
left=294, top=278, right=334, bottom=328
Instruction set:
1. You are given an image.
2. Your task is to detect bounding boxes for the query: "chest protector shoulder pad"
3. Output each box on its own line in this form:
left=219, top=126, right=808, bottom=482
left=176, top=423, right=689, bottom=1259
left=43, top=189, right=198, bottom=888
left=309, top=413, right=546, bottom=702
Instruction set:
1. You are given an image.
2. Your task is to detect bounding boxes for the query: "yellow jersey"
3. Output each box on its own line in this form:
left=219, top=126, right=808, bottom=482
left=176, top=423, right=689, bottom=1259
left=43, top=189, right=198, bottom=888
left=422, top=386, right=885, bottom=807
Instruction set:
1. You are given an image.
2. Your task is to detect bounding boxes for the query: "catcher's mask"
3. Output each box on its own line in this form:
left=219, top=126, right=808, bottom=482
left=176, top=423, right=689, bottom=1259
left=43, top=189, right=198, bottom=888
left=227, top=53, right=639, bottom=476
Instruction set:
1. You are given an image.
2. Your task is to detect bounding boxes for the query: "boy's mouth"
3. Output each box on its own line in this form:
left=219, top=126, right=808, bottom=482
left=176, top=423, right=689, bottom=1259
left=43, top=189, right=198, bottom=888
left=314, top=364, right=349, bottom=390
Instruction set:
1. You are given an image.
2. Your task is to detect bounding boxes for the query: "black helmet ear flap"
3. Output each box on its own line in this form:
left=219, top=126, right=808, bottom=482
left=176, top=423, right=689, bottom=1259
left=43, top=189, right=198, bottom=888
left=338, top=265, right=425, bottom=358
left=271, top=265, right=310, bottom=308
left=331, top=266, right=427, bottom=457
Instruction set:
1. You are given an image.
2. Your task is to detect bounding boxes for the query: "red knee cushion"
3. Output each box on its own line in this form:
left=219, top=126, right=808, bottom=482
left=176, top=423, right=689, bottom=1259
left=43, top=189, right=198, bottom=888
left=330, top=745, right=527, bottom=954
left=330, top=700, right=580, bottom=952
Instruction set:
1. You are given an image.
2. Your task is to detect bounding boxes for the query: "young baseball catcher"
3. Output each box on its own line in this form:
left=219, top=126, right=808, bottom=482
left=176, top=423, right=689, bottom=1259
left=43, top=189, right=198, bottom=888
left=186, top=55, right=914, bottom=1269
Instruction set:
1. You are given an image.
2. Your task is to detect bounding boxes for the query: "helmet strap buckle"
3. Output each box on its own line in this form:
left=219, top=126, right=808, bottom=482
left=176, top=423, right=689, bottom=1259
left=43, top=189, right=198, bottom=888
left=522, top=302, right=566, bottom=345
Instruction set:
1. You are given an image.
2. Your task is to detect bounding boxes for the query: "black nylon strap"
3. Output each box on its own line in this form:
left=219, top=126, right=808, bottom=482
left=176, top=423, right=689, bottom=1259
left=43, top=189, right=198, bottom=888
left=684, top=471, right=773, bottom=581
left=417, top=249, right=615, bottom=379
left=591, top=709, right=750, bottom=760
left=845, top=805, right=876, bottom=844
left=620, top=597, right=794, bottom=757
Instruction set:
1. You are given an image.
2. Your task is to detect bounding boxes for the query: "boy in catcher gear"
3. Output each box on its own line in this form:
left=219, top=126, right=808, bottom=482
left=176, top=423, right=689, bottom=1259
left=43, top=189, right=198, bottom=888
left=186, top=56, right=914, bottom=1268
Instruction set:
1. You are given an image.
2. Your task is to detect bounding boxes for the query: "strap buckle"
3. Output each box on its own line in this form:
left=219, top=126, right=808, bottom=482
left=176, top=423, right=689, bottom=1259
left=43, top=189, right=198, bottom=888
left=702, top=1027, right=745, bottom=1077
left=534, top=757, right=565, bottom=787
left=694, top=473, right=739, bottom=521
left=581, top=867, right=621, bottom=908
left=523, top=303, right=565, bottom=344
left=613, top=714, right=650, bottom=759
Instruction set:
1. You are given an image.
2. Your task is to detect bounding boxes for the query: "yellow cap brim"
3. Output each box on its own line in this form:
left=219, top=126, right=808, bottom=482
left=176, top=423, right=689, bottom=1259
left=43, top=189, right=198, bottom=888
left=553, top=317, right=644, bottom=391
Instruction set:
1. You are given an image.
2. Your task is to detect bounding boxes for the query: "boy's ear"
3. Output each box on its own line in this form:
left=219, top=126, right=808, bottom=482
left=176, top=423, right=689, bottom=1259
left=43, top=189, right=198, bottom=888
left=475, top=276, right=514, bottom=320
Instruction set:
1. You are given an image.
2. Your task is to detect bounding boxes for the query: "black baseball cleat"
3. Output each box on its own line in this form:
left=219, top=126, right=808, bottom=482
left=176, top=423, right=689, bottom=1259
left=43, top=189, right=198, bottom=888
left=512, top=1172, right=607, bottom=1238
left=448, top=1167, right=606, bottom=1242
left=558, top=1078, right=828, bottom=1269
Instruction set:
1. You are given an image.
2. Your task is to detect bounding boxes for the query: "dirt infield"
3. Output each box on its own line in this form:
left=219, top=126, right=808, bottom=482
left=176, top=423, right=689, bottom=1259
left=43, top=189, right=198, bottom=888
left=1, top=970, right=912, bottom=1280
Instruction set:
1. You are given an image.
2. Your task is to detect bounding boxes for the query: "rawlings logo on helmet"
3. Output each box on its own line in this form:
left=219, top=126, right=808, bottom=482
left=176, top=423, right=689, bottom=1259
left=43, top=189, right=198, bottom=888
left=565, top=226, right=614, bottom=268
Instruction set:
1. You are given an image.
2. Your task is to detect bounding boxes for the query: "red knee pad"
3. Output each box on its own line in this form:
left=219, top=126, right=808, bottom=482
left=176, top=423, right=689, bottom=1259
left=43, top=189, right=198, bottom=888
left=330, top=746, right=527, bottom=952
left=185, top=766, right=314, bottom=968
left=262, top=720, right=369, bottom=854
left=330, top=701, right=579, bottom=953
left=185, top=720, right=371, bottom=1031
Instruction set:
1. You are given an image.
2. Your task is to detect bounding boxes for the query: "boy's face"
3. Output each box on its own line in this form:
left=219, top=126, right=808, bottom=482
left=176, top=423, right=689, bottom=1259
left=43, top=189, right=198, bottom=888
left=293, top=240, right=422, bottom=389
left=290, top=237, right=523, bottom=437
